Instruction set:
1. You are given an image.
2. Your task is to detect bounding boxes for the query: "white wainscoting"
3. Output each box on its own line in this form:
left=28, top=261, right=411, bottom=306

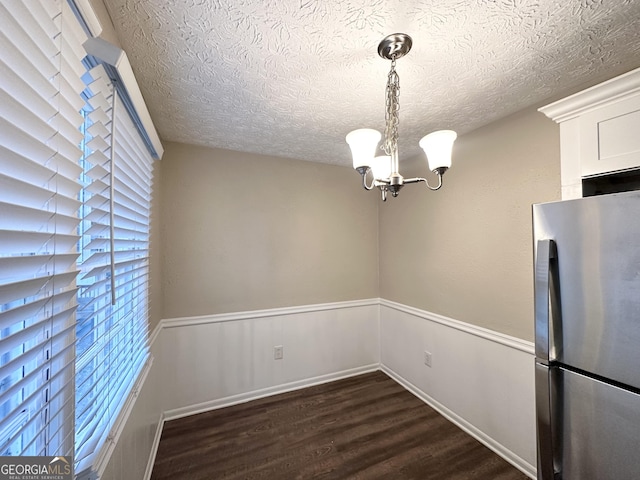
left=101, top=299, right=537, bottom=480
left=158, top=299, right=381, bottom=419
left=380, top=300, right=536, bottom=478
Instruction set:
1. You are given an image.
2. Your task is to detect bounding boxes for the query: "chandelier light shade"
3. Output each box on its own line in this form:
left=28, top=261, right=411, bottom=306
left=346, top=33, right=457, bottom=201
left=419, top=130, right=457, bottom=172
left=346, top=128, right=382, bottom=170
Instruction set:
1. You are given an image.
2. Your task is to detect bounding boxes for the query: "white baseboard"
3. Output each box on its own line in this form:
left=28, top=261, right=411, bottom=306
left=143, top=413, right=166, bottom=480
left=163, top=364, right=379, bottom=421
left=381, top=365, right=536, bottom=479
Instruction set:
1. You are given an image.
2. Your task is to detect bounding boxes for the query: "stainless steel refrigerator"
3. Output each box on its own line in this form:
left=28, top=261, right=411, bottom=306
left=532, top=190, right=640, bottom=480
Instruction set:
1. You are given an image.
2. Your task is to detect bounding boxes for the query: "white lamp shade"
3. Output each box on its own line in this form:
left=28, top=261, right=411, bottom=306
left=370, top=155, right=392, bottom=180
left=346, top=128, right=381, bottom=170
left=419, top=130, right=457, bottom=171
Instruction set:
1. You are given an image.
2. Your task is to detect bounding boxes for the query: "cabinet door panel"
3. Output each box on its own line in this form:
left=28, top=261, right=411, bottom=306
left=580, top=94, right=640, bottom=177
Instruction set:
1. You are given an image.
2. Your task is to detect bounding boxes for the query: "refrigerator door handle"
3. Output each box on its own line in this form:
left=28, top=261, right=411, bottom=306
left=535, top=362, right=561, bottom=480
left=535, top=239, right=560, bottom=363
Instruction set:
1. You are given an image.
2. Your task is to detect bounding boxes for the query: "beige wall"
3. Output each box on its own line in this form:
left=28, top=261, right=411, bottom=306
left=379, top=107, right=561, bottom=341
left=159, top=142, right=379, bottom=319
left=154, top=107, right=560, bottom=339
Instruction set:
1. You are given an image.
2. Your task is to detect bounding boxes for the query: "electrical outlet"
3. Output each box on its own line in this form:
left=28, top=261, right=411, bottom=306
left=274, top=345, right=284, bottom=360
left=424, top=350, right=432, bottom=367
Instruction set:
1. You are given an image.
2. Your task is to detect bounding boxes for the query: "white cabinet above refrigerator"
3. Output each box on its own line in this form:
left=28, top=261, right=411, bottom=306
left=539, top=67, right=640, bottom=200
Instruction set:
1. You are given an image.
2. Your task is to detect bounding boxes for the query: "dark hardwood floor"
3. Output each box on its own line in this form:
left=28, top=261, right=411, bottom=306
left=151, top=371, right=529, bottom=480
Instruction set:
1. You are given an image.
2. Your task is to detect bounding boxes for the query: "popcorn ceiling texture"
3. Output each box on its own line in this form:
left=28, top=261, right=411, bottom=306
left=104, top=0, right=640, bottom=166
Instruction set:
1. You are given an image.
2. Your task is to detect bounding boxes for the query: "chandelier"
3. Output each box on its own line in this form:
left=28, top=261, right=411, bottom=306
left=346, top=33, right=457, bottom=201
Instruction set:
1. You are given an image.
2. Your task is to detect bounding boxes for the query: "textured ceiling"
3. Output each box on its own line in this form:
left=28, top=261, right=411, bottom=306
left=103, top=0, right=640, bottom=166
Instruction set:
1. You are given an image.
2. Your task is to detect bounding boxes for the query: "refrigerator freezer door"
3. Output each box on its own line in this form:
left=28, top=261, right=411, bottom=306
left=559, top=367, right=640, bottom=480
left=533, top=190, right=640, bottom=390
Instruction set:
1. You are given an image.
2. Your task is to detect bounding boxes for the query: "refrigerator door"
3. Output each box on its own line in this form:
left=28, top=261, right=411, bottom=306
left=533, top=190, right=640, bottom=390
left=558, top=367, right=640, bottom=480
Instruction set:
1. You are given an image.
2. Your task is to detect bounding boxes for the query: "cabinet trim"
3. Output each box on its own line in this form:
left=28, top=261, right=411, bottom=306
left=539, top=67, right=640, bottom=123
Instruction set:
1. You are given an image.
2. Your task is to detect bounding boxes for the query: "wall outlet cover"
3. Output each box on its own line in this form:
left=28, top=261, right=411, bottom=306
left=424, top=350, right=432, bottom=367
left=274, top=345, right=284, bottom=360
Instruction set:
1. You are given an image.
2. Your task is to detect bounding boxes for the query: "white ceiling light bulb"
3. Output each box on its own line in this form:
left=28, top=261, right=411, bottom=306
left=370, top=156, right=392, bottom=180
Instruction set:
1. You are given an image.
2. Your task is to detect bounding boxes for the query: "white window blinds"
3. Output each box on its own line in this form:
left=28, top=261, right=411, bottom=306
left=0, top=0, right=86, bottom=457
left=74, top=63, right=152, bottom=473
left=2, top=1, right=157, bottom=474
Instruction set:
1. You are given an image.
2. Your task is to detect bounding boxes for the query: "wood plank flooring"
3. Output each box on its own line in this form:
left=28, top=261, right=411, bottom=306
left=151, top=371, right=529, bottom=480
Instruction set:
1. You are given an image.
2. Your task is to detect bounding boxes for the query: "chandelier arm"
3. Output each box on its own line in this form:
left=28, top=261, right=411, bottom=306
left=404, top=174, right=443, bottom=191
left=361, top=170, right=376, bottom=190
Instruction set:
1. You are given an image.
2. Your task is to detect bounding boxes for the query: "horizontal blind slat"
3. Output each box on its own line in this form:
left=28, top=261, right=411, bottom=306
left=0, top=88, right=56, bottom=141
left=0, top=270, right=78, bottom=306
left=0, top=340, right=75, bottom=436
left=0, top=231, right=78, bottom=256
left=1, top=350, right=75, bottom=449
left=0, top=253, right=79, bottom=284
left=76, top=284, right=149, bottom=369
left=0, top=173, right=79, bottom=213
left=0, top=306, right=77, bottom=374
left=0, top=201, right=80, bottom=234
left=0, top=117, right=56, bottom=164
left=0, top=290, right=77, bottom=331
left=86, top=148, right=110, bottom=168
left=84, top=194, right=109, bottom=210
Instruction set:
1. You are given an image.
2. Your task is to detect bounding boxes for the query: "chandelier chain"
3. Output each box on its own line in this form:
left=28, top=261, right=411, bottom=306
left=383, top=56, right=400, bottom=157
